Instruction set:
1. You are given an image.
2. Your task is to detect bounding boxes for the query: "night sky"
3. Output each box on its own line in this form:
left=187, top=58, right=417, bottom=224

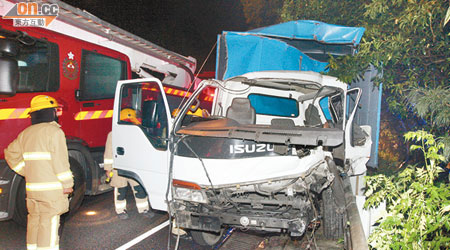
left=63, top=0, right=250, bottom=72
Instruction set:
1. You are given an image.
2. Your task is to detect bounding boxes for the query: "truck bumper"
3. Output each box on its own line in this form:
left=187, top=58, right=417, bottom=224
left=0, top=160, right=19, bottom=221
left=175, top=209, right=307, bottom=236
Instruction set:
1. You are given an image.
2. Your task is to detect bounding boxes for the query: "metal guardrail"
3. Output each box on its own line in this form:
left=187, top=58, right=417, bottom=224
left=343, top=175, right=369, bottom=250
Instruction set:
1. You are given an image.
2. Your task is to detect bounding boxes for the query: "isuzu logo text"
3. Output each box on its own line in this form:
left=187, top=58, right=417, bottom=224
left=3, top=2, right=59, bottom=27
left=230, top=144, right=274, bottom=154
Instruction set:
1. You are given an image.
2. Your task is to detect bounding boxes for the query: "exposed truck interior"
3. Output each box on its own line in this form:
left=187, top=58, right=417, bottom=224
left=156, top=71, right=372, bottom=245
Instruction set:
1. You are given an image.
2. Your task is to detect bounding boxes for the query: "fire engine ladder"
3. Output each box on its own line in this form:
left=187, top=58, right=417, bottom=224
left=4, top=0, right=197, bottom=84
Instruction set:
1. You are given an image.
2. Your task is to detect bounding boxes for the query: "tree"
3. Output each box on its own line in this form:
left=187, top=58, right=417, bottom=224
left=280, top=0, right=449, bottom=128
left=280, top=2, right=450, bottom=248
left=280, top=0, right=450, bottom=163
left=280, top=0, right=368, bottom=27
left=240, top=0, right=283, bottom=29
left=406, top=85, right=450, bottom=159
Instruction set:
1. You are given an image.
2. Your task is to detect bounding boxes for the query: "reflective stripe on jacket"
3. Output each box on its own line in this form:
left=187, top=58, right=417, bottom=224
left=4, top=121, right=74, bottom=201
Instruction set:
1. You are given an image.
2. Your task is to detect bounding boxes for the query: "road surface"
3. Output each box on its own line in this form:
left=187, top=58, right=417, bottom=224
left=0, top=188, right=343, bottom=249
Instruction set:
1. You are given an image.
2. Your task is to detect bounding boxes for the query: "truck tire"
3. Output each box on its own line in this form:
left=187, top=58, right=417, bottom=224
left=12, top=157, right=86, bottom=227
left=321, top=187, right=345, bottom=239
left=12, top=177, right=27, bottom=227
left=190, top=229, right=224, bottom=246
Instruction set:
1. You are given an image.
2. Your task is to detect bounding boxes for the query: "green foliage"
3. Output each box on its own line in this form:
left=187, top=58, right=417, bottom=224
left=280, top=0, right=368, bottom=27
left=278, top=2, right=450, bottom=248
left=280, top=0, right=450, bottom=126
left=364, top=131, right=450, bottom=249
left=442, top=136, right=450, bottom=162
left=406, top=86, right=450, bottom=159
left=406, top=86, right=450, bottom=128
left=445, top=5, right=450, bottom=26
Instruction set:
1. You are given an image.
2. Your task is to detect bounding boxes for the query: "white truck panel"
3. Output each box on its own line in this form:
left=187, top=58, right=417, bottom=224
left=173, top=148, right=327, bottom=186
left=112, top=78, right=173, bottom=211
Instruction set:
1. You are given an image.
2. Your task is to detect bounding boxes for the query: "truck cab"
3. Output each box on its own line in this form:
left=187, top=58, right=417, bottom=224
left=112, top=70, right=372, bottom=246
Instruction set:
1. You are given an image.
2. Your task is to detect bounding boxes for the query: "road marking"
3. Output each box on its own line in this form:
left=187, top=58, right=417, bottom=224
left=116, top=220, right=170, bottom=250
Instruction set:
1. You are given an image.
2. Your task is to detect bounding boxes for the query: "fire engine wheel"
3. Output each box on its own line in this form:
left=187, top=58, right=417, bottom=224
left=321, top=186, right=345, bottom=239
left=190, top=229, right=224, bottom=246
left=11, top=157, right=86, bottom=227
left=67, top=157, right=86, bottom=215
left=12, top=177, right=27, bottom=227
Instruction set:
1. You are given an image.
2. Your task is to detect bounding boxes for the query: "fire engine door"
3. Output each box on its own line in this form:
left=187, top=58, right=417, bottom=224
left=112, top=78, right=172, bottom=211
left=77, top=50, right=128, bottom=147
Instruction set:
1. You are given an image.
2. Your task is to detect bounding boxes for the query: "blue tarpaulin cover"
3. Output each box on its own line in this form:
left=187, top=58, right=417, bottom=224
left=248, top=20, right=365, bottom=44
left=216, top=20, right=365, bottom=80
left=215, top=20, right=380, bottom=168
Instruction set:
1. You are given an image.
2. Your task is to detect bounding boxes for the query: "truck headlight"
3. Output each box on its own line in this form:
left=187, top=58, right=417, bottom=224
left=172, top=179, right=208, bottom=203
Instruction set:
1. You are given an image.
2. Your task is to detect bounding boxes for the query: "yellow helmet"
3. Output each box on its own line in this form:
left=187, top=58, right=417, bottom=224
left=190, top=107, right=206, bottom=117
left=171, top=107, right=209, bottom=118
left=29, top=95, right=59, bottom=113
left=120, top=108, right=141, bottom=125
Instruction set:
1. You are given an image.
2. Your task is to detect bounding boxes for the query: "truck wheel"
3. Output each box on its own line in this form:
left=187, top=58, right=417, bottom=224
left=321, top=187, right=345, bottom=239
left=190, top=229, right=224, bottom=246
left=12, top=177, right=27, bottom=227
left=67, top=157, right=86, bottom=215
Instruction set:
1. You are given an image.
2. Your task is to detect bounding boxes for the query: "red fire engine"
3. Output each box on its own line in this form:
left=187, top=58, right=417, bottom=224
left=0, top=0, right=200, bottom=225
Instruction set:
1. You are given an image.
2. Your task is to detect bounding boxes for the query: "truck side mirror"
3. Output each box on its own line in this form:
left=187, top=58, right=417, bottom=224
left=0, top=39, right=19, bottom=96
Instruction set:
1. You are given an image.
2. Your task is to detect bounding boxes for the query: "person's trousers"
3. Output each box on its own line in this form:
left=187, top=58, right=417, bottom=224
left=114, top=178, right=149, bottom=214
left=26, top=198, right=68, bottom=250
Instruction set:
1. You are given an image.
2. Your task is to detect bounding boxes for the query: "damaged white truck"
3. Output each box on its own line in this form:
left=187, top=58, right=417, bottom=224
left=112, top=21, right=380, bottom=247
left=111, top=69, right=372, bottom=246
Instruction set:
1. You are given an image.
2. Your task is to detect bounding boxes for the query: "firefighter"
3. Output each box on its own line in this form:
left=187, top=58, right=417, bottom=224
left=171, top=106, right=210, bottom=118
left=119, top=108, right=142, bottom=125
left=104, top=109, right=154, bottom=219
left=4, top=95, right=74, bottom=250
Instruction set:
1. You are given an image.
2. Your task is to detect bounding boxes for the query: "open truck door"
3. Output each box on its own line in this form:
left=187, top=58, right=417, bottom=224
left=343, top=88, right=372, bottom=195
left=112, top=78, right=172, bottom=211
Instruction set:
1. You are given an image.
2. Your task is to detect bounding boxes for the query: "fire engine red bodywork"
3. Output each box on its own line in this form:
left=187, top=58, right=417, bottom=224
left=0, top=18, right=132, bottom=159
